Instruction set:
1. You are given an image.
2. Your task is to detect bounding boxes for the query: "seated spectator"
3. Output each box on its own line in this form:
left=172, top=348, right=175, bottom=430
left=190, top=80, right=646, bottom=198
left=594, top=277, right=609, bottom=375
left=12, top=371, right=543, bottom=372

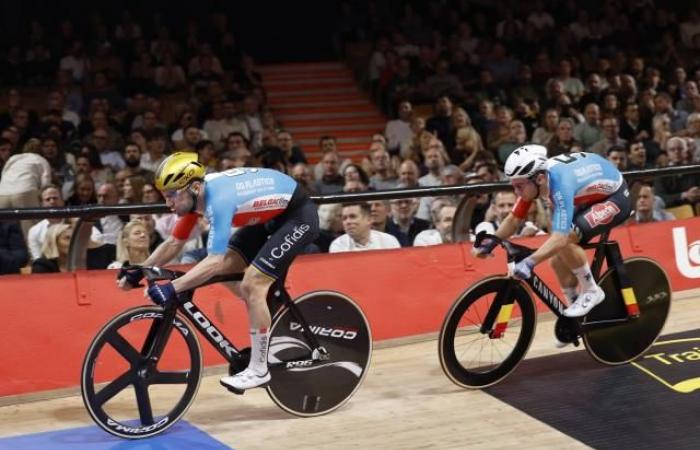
left=397, top=160, right=420, bottom=188
left=419, top=141, right=446, bottom=187
left=497, top=120, right=528, bottom=165
left=547, top=118, right=580, bottom=157
left=315, top=203, right=343, bottom=252
left=385, top=198, right=430, bottom=247
left=368, top=145, right=398, bottom=190
left=31, top=223, right=72, bottom=273
left=89, top=126, right=126, bottom=172
left=290, top=163, right=316, bottom=194
left=194, top=140, right=218, bottom=173
left=142, top=182, right=164, bottom=204
left=171, top=110, right=208, bottom=143
left=590, top=117, right=627, bottom=157
left=95, top=182, right=124, bottom=245
left=76, top=143, right=114, bottom=187
left=155, top=51, right=187, bottom=93
left=475, top=191, right=542, bottom=238
left=451, top=127, right=489, bottom=173
left=277, top=130, right=307, bottom=166
left=632, top=183, right=675, bottom=224
left=40, top=136, right=76, bottom=199
left=314, top=151, right=345, bottom=194
left=120, top=174, right=146, bottom=205
left=140, top=129, right=168, bottom=172
left=66, top=173, right=97, bottom=205
left=413, top=202, right=457, bottom=246
left=573, top=103, right=603, bottom=151
left=0, top=221, right=29, bottom=275
left=121, top=141, right=155, bottom=181
left=426, top=96, right=454, bottom=145
left=626, top=139, right=653, bottom=170
left=329, top=203, right=400, bottom=252
left=606, top=146, right=627, bottom=171
left=173, top=125, right=204, bottom=151
left=129, top=213, right=164, bottom=252
left=532, top=108, right=559, bottom=146
left=654, top=137, right=700, bottom=206
left=108, top=220, right=151, bottom=269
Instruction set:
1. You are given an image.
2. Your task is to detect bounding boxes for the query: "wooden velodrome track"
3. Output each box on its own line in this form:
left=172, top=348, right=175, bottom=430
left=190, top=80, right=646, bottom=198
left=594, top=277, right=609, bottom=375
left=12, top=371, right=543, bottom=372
left=0, top=290, right=698, bottom=450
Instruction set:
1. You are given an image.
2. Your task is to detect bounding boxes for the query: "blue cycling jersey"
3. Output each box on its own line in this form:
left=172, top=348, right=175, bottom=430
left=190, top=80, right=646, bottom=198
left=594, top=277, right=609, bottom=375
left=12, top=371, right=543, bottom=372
left=202, top=168, right=298, bottom=255
left=546, top=152, right=623, bottom=233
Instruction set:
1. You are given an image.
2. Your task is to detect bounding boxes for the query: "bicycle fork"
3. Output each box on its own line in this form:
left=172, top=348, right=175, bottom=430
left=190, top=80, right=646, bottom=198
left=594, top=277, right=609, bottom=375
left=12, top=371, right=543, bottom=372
left=480, top=280, right=518, bottom=339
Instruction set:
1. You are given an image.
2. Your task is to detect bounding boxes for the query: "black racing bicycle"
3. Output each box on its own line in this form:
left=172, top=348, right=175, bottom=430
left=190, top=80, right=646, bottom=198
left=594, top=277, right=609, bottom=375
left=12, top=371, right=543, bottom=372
left=439, top=231, right=671, bottom=389
left=81, top=266, right=372, bottom=439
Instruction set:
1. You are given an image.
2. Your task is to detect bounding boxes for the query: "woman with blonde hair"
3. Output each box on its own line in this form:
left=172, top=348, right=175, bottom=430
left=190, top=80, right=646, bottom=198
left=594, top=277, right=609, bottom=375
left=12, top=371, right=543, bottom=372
left=108, top=220, right=150, bottom=269
left=452, top=126, right=488, bottom=172
left=31, top=223, right=72, bottom=273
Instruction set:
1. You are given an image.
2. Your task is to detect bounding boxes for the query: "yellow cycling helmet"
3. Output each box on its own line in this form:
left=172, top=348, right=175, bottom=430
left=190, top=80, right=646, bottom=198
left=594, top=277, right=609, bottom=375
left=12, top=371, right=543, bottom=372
left=154, top=152, right=206, bottom=191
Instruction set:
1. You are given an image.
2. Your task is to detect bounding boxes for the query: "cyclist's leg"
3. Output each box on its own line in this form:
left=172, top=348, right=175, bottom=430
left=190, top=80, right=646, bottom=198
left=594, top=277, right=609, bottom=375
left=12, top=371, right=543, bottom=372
left=549, top=252, right=578, bottom=302
left=564, top=183, right=632, bottom=317
left=222, top=225, right=269, bottom=298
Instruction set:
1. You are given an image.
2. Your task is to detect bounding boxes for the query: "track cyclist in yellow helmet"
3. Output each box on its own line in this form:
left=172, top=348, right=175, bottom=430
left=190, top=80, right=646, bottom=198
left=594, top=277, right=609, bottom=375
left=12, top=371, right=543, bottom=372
left=472, top=145, right=631, bottom=323
left=117, top=152, right=320, bottom=392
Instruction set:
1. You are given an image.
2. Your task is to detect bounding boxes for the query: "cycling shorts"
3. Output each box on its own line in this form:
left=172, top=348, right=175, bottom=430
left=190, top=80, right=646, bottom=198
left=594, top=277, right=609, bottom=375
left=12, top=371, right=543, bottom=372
left=571, top=181, right=631, bottom=244
left=228, top=185, right=319, bottom=280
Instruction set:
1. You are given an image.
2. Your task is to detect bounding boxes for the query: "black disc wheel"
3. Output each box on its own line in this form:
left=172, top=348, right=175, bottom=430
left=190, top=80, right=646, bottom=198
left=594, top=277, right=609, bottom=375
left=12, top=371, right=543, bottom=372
left=439, top=276, right=536, bottom=388
left=266, top=291, right=372, bottom=417
left=583, top=257, right=671, bottom=364
left=81, top=306, right=202, bottom=439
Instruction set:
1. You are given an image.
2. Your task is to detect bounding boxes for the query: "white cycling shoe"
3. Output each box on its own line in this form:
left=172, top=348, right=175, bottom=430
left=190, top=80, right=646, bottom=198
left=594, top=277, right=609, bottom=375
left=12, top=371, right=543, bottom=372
left=563, top=286, right=605, bottom=318
left=220, top=368, right=271, bottom=393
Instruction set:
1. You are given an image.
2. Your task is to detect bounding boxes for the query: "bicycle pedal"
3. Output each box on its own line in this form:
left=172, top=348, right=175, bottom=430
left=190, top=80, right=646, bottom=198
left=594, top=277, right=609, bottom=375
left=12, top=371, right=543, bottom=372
left=219, top=380, right=245, bottom=396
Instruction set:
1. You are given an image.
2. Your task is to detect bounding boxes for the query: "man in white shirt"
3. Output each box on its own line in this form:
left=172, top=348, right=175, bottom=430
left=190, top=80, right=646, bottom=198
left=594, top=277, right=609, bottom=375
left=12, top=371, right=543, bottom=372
left=414, top=203, right=457, bottom=246
left=385, top=101, right=413, bottom=154
left=330, top=203, right=400, bottom=253
left=0, top=150, right=52, bottom=236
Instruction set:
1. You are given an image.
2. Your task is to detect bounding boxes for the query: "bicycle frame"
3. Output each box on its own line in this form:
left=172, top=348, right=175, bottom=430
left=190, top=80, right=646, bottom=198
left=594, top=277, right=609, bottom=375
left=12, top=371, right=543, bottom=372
left=480, top=231, right=640, bottom=338
left=140, top=273, right=324, bottom=368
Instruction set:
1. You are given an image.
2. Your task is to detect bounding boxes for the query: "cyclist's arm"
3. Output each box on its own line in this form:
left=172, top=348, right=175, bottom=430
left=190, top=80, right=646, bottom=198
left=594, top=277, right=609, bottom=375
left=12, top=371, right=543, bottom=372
left=143, top=235, right=187, bottom=266
left=171, top=253, right=227, bottom=293
left=529, top=231, right=576, bottom=264
left=493, top=212, right=522, bottom=240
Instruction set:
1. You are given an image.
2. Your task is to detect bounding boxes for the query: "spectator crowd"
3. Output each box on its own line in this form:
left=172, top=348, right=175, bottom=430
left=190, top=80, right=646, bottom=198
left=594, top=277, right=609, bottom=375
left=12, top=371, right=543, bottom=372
left=1, top=0, right=699, bottom=275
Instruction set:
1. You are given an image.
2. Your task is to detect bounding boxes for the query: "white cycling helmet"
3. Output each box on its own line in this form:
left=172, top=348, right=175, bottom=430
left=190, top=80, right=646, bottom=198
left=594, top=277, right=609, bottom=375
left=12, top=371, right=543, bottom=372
left=504, top=145, right=548, bottom=180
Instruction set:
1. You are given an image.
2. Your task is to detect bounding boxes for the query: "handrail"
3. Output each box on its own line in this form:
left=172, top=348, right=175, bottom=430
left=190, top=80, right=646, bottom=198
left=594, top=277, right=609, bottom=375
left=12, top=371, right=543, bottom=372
left=1, top=164, right=698, bottom=221
left=2, top=164, right=698, bottom=272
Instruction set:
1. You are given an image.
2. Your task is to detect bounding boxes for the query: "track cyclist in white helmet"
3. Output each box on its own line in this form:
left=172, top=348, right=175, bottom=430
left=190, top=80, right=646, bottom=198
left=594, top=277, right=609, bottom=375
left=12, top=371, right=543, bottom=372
left=472, top=144, right=631, bottom=319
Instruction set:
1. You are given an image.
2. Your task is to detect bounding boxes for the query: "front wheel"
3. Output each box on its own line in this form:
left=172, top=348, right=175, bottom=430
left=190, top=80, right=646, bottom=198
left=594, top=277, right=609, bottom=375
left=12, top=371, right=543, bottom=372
left=583, top=257, right=672, bottom=364
left=265, top=291, right=372, bottom=417
left=81, top=306, right=202, bottom=439
left=439, top=276, right=537, bottom=389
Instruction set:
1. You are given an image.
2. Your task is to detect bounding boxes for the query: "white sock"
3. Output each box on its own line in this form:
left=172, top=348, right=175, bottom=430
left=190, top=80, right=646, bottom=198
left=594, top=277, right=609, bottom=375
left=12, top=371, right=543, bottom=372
left=572, top=264, right=596, bottom=292
left=248, top=328, right=270, bottom=375
left=563, top=286, right=578, bottom=304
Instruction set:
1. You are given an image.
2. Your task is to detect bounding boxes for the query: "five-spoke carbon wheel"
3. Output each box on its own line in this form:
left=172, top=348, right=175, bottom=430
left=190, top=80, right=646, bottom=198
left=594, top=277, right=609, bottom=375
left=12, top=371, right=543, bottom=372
left=81, top=306, right=202, bottom=439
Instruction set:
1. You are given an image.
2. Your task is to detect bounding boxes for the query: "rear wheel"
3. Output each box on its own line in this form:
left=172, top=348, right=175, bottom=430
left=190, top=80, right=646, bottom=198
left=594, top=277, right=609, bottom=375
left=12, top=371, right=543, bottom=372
left=266, top=291, right=372, bottom=416
left=439, top=276, right=536, bottom=389
left=81, top=306, right=202, bottom=439
left=583, top=257, right=671, bottom=364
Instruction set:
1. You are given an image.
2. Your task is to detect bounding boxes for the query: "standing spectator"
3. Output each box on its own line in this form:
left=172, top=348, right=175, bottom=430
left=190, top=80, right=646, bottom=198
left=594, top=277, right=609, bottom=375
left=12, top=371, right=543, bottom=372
left=385, top=100, right=413, bottom=154
left=426, top=96, right=453, bottom=145
left=0, top=143, right=52, bottom=237
left=330, top=203, right=400, bottom=252
left=0, top=221, right=29, bottom=274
